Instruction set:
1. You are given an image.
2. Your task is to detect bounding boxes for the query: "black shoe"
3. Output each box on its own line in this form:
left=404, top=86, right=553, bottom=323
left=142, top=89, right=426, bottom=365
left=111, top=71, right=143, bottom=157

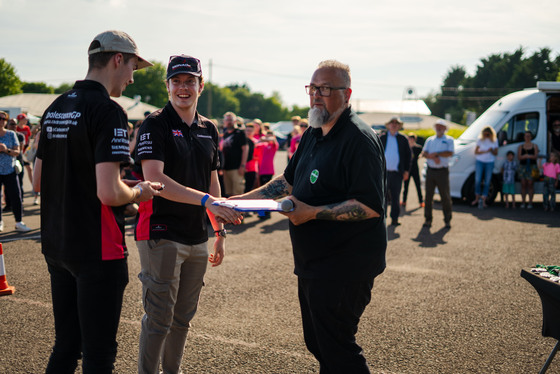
left=391, top=220, right=401, bottom=226
left=423, top=221, right=432, bottom=228
left=444, top=222, right=451, bottom=229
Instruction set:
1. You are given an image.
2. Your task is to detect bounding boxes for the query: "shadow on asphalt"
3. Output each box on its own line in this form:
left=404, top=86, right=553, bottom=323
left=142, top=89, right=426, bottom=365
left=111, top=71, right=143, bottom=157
left=452, top=200, right=560, bottom=228
left=411, top=226, right=450, bottom=248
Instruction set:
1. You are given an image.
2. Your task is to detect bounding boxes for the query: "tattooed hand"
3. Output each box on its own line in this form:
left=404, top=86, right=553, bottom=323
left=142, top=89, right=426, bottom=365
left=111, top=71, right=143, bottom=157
left=283, top=197, right=380, bottom=226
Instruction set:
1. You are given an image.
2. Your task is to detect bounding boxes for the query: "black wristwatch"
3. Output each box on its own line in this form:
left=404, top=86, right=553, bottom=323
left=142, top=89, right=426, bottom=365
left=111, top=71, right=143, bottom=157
left=214, top=229, right=227, bottom=238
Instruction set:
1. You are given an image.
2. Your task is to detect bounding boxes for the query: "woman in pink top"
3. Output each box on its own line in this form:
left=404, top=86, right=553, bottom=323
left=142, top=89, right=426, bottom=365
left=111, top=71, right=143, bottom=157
left=255, top=130, right=279, bottom=186
left=541, top=152, right=560, bottom=211
left=244, top=123, right=259, bottom=193
left=289, top=119, right=308, bottom=160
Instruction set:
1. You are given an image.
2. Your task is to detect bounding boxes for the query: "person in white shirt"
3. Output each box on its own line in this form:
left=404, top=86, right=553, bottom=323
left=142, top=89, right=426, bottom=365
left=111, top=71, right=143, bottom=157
left=421, top=119, right=455, bottom=228
left=472, top=126, right=498, bottom=208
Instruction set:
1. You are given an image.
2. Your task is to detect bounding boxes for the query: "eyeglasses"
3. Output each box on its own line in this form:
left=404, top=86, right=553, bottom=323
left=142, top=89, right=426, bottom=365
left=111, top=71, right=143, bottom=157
left=305, top=85, right=347, bottom=97
left=0, top=117, right=6, bottom=121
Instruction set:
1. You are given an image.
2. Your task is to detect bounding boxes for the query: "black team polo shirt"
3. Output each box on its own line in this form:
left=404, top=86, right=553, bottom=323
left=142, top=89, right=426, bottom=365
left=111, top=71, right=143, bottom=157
left=221, top=127, right=247, bottom=171
left=134, top=102, right=219, bottom=246
left=284, top=108, right=387, bottom=280
left=37, top=80, right=131, bottom=262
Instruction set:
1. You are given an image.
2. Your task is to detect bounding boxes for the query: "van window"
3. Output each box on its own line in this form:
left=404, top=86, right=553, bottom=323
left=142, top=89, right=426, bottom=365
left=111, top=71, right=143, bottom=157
left=496, top=112, right=539, bottom=145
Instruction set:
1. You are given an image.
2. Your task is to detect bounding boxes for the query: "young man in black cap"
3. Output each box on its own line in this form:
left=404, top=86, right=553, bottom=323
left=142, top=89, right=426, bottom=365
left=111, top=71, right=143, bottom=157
left=134, top=54, right=242, bottom=374
left=33, top=30, right=162, bottom=373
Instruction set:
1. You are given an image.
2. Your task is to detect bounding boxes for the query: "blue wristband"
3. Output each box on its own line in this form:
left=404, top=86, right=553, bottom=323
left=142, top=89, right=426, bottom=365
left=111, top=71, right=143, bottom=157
left=201, top=193, right=210, bottom=207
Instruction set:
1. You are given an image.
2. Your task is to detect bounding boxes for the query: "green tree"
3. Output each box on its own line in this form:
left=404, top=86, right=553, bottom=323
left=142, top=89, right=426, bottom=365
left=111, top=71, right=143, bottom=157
left=21, top=81, right=55, bottom=94
left=226, top=84, right=288, bottom=121
left=426, top=47, right=560, bottom=124
left=55, top=82, right=73, bottom=94
left=198, top=83, right=240, bottom=119
left=123, top=61, right=168, bottom=108
left=288, top=105, right=310, bottom=119
left=429, top=65, right=468, bottom=122
left=0, top=58, right=22, bottom=97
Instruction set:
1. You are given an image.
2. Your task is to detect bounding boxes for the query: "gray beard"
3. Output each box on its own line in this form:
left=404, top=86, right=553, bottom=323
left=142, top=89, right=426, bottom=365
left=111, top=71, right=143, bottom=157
left=308, top=107, right=329, bottom=128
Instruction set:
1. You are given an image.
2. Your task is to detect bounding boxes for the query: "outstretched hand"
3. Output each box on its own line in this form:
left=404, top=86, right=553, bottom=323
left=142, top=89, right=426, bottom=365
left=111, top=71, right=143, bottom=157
left=207, top=197, right=243, bottom=225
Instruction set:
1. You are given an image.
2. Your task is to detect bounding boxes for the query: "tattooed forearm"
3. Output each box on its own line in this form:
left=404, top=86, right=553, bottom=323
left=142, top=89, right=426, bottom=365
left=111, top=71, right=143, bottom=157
left=316, top=200, right=370, bottom=221
left=259, top=178, right=290, bottom=199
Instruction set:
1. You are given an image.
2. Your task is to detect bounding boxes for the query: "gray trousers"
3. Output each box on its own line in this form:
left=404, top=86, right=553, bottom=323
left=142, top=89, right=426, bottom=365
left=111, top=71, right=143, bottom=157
left=137, top=239, right=208, bottom=374
left=424, top=167, right=452, bottom=224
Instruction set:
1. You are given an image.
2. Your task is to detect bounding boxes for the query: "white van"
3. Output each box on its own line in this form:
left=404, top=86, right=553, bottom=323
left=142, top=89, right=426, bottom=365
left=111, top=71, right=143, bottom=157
left=449, top=81, right=560, bottom=203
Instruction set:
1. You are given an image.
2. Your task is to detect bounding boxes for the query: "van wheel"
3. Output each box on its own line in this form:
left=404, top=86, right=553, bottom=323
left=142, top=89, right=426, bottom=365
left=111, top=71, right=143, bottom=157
left=461, top=174, right=501, bottom=205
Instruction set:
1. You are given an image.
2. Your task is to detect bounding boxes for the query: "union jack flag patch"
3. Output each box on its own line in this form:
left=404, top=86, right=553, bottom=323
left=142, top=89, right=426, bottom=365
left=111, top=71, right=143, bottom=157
left=172, top=129, right=183, bottom=137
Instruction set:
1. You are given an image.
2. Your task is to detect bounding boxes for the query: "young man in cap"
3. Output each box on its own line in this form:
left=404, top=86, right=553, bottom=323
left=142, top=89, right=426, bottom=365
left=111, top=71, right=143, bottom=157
left=380, top=116, right=411, bottom=226
left=134, top=54, right=242, bottom=374
left=421, top=119, right=455, bottom=228
left=33, top=30, right=162, bottom=374
left=233, top=60, right=386, bottom=373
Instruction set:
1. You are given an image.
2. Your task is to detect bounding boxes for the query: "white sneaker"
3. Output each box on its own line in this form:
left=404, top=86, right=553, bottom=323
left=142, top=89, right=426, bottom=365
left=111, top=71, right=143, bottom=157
left=33, top=196, right=39, bottom=205
left=0, top=221, right=4, bottom=232
left=15, top=222, right=31, bottom=232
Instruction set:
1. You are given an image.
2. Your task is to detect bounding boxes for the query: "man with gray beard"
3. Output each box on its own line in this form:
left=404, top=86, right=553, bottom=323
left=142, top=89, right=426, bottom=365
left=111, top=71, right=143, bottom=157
left=233, top=60, right=386, bottom=373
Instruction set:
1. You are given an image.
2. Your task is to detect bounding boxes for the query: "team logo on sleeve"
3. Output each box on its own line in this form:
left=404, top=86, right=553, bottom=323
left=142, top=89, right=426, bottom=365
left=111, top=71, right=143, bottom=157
left=172, top=129, right=184, bottom=137
left=310, top=169, right=319, bottom=184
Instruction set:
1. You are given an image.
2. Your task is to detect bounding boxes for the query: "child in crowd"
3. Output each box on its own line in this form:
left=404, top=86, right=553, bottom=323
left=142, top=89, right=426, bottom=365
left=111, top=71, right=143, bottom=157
left=502, top=151, right=517, bottom=208
left=541, top=152, right=560, bottom=211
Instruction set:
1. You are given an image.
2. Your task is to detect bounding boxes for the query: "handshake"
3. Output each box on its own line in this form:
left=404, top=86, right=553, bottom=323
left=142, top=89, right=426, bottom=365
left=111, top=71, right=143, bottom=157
left=207, top=197, right=294, bottom=225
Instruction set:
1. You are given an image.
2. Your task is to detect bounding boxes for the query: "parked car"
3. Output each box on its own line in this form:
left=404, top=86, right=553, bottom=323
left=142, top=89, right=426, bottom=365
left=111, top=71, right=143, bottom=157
left=371, top=124, right=386, bottom=135
left=447, top=81, right=560, bottom=204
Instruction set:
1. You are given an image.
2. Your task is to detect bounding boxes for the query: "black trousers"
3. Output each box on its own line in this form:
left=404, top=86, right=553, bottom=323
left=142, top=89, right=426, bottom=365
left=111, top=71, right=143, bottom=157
left=0, top=172, right=23, bottom=222
left=386, top=171, right=403, bottom=222
left=45, top=256, right=129, bottom=374
left=298, top=277, right=374, bottom=374
left=403, top=166, right=423, bottom=204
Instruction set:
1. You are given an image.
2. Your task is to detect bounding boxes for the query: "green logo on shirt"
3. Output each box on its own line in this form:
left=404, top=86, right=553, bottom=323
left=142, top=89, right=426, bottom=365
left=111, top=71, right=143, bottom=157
left=310, top=169, right=319, bottom=184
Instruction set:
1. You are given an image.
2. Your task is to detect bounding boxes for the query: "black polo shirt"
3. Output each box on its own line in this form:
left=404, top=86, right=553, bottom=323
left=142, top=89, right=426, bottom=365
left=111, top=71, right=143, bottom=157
left=221, top=128, right=247, bottom=170
left=284, top=108, right=387, bottom=280
left=134, top=102, right=219, bottom=245
left=37, top=80, right=131, bottom=262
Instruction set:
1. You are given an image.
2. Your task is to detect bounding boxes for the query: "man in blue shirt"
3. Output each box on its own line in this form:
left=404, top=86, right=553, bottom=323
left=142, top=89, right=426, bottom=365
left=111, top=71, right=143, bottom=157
left=380, top=117, right=411, bottom=226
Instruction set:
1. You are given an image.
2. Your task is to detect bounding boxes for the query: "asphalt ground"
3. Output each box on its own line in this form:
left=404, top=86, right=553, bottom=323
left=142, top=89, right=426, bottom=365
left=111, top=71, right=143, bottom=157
left=1, top=150, right=560, bottom=373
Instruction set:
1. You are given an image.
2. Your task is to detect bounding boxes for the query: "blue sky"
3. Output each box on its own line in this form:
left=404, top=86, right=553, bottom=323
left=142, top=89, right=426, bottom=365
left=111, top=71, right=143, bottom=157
left=2, top=0, right=560, bottom=108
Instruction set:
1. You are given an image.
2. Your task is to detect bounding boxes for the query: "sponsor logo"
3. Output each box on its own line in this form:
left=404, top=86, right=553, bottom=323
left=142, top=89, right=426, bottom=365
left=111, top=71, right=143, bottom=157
left=151, top=224, right=167, bottom=232
left=172, top=129, right=183, bottom=137
left=197, top=134, right=212, bottom=139
left=45, top=111, right=81, bottom=120
left=68, top=92, right=78, bottom=98
left=114, top=128, right=128, bottom=138
left=139, top=133, right=151, bottom=141
left=310, top=169, right=319, bottom=184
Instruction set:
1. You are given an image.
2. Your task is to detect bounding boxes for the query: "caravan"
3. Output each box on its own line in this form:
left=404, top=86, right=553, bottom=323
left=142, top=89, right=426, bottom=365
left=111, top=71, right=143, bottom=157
left=449, top=81, right=560, bottom=203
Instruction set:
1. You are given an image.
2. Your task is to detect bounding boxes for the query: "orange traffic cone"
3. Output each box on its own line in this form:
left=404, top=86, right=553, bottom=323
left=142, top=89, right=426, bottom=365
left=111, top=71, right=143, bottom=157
left=0, top=243, right=15, bottom=296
